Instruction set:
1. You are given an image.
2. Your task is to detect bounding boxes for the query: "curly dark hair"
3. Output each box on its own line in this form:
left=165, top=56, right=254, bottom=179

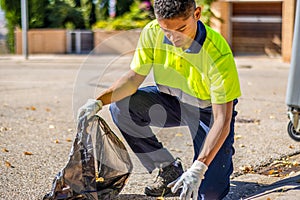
left=154, top=0, right=196, bottom=19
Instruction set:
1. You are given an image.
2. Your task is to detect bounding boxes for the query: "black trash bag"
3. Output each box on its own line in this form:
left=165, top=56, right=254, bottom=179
left=43, top=116, right=133, bottom=200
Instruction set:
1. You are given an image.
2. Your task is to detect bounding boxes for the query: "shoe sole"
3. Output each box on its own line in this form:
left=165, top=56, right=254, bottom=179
left=144, top=187, right=182, bottom=197
left=144, top=187, right=171, bottom=197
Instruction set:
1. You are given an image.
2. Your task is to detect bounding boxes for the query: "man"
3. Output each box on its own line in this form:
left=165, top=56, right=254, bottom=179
left=78, top=0, right=241, bottom=199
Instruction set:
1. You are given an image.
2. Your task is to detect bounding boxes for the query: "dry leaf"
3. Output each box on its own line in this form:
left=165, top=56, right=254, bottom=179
left=185, top=142, right=193, bottom=146
left=156, top=197, right=164, bottom=200
left=2, top=148, right=9, bottom=152
left=267, top=198, right=271, bottom=200
left=5, top=161, right=11, bottom=168
left=254, top=120, right=261, bottom=125
left=239, top=165, right=253, bottom=173
left=234, top=135, right=242, bottom=140
left=26, top=106, right=37, bottom=111
left=96, top=177, right=104, bottom=182
left=175, top=133, right=183, bottom=137
left=268, top=169, right=275, bottom=175
left=174, top=148, right=182, bottom=153
left=66, top=138, right=72, bottom=142
left=0, top=126, right=8, bottom=132
left=23, top=151, right=33, bottom=155
left=289, top=145, right=295, bottom=149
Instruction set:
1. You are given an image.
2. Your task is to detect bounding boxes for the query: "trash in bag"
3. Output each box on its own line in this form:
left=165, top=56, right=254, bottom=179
left=43, top=115, right=133, bottom=200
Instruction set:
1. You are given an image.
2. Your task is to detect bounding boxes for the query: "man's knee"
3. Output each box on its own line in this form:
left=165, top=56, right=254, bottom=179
left=109, top=97, right=131, bottom=120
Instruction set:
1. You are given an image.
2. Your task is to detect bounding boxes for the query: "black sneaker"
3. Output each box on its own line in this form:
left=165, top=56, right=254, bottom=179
left=144, top=158, right=184, bottom=197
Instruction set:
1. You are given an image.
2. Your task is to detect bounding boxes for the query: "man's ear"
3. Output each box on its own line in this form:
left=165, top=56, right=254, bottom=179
left=194, top=7, right=202, bottom=20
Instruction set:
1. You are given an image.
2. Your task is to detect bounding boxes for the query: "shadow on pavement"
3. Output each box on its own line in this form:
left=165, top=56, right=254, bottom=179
left=225, top=180, right=261, bottom=199
left=115, top=194, right=154, bottom=199
left=227, top=174, right=300, bottom=200
left=117, top=175, right=300, bottom=199
left=116, top=192, right=182, bottom=199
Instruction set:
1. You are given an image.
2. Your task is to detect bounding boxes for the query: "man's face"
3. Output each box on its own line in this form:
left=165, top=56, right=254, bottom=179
left=157, top=7, right=201, bottom=49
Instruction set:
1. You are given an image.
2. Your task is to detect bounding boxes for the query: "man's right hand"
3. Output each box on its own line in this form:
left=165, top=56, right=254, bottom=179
left=77, top=99, right=103, bottom=121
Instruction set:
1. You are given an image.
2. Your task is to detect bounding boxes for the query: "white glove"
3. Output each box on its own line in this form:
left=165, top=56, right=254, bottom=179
left=168, top=160, right=208, bottom=200
left=77, top=99, right=103, bottom=121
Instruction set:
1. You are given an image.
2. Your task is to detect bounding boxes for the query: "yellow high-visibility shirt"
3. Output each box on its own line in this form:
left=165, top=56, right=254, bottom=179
left=131, top=20, right=241, bottom=108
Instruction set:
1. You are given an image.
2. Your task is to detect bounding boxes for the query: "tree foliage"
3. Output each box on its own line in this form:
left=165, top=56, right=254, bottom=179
left=0, top=0, right=86, bottom=52
left=1, top=0, right=21, bottom=52
left=93, top=1, right=154, bottom=30
left=79, top=0, right=96, bottom=28
left=97, top=0, right=134, bottom=20
left=0, top=0, right=220, bottom=53
left=46, top=0, right=85, bottom=29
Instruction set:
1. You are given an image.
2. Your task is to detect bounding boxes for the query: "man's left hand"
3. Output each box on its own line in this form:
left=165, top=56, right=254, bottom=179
left=77, top=99, right=103, bottom=121
left=168, top=160, right=208, bottom=200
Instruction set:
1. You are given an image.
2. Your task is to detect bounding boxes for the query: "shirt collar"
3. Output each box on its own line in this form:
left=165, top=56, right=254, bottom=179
left=163, top=20, right=206, bottom=54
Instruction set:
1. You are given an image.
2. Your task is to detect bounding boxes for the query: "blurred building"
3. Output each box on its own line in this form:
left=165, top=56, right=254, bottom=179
left=211, top=0, right=296, bottom=62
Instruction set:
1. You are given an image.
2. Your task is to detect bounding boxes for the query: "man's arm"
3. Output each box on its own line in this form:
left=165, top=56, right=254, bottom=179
left=168, top=101, right=234, bottom=199
left=197, top=101, right=234, bottom=166
left=96, top=69, right=146, bottom=106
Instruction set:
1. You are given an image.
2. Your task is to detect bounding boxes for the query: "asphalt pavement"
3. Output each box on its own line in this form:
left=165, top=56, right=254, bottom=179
left=0, top=54, right=300, bottom=200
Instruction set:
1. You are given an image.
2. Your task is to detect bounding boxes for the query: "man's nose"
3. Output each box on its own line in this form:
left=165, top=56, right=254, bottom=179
left=167, top=31, right=180, bottom=41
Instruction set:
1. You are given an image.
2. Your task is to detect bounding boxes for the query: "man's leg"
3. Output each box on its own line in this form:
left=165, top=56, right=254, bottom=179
left=109, top=86, right=182, bottom=172
left=185, top=100, right=238, bottom=200
left=110, top=86, right=186, bottom=196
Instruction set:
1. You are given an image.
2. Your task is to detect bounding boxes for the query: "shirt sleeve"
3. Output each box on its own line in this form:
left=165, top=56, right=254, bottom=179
left=209, top=53, right=241, bottom=104
left=130, top=23, right=155, bottom=76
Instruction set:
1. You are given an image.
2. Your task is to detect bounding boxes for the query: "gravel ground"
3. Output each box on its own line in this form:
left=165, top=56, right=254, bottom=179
left=0, top=55, right=300, bottom=200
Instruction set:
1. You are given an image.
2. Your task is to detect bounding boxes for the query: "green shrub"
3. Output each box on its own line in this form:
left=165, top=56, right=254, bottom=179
left=93, top=2, right=153, bottom=30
